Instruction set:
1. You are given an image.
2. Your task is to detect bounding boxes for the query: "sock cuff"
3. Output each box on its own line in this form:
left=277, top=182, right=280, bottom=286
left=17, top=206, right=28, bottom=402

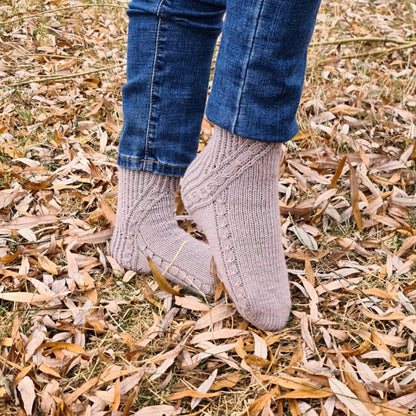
left=118, top=167, right=180, bottom=195
left=117, top=168, right=180, bottom=216
left=181, top=126, right=282, bottom=210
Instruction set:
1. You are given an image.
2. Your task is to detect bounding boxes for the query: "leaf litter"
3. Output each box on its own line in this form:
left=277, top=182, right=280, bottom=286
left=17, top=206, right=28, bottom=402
left=1, top=0, right=416, bottom=415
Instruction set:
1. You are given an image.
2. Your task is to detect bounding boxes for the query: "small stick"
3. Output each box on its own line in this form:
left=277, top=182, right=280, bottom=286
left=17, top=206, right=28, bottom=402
left=318, top=41, right=416, bottom=65
left=8, top=64, right=123, bottom=87
left=310, top=36, right=408, bottom=47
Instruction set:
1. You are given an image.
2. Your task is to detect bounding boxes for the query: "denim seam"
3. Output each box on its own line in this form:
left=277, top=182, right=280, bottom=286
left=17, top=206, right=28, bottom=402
left=144, top=0, right=167, bottom=162
left=231, top=0, right=266, bottom=131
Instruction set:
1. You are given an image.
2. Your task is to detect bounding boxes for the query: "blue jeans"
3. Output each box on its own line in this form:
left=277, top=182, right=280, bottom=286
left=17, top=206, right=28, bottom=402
left=118, top=0, right=321, bottom=177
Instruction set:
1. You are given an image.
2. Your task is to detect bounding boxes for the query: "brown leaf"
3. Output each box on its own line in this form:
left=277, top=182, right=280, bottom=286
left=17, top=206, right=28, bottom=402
left=247, top=386, right=280, bottom=416
left=0, top=292, right=52, bottom=303
left=0, top=251, right=20, bottom=265
left=64, top=377, right=99, bottom=404
left=330, top=105, right=362, bottom=116
left=100, top=198, right=116, bottom=227
left=37, top=342, right=85, bottom=354
left=329, top=156, right=347, bottom=188
left=277, top=388, right=332, bottom=399
left=288, top=399, right=302, bottom=416
left=211, top=375, right=241, bottom=391
left=17, top=376, right=36, bottom=416
left=14, top=363, right=35, bottom=386
left=349, top=162, right=363, bottom=230
left=37, top=254, right=58, bottom=275
left=167, top=390, right=220, bottom=401
left=38, top=364, right=61, bottom=378
left=371, top=331, right=399, bottom=367
left=244, top=355, right=271, bottom=368
left=111, top=378, right=121, bottom=411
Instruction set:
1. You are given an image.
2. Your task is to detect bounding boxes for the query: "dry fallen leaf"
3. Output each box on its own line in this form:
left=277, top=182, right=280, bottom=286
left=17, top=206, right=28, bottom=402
left=17, top=376, right=36, bottom=416
left=0, top=292, right=52, bottom=303
left=328, top=378, right=372, bottom=416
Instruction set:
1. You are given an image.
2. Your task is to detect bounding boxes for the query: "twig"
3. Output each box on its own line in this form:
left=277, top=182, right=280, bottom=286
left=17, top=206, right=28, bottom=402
left=318, top=41, right=416, bottom=65
left=310, top=37, right=408, bottom=47
left=8, top=63, right=123, bottom=87
left=0, top=3, right=126, bottom=27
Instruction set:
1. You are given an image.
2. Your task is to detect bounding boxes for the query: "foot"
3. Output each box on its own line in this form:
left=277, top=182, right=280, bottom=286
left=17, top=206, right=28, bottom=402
left=110, top=168, right=213, bottom=296
left=181, top=127, right=291, bottom=330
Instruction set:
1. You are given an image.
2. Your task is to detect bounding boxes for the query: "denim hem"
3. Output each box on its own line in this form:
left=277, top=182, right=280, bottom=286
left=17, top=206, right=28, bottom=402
left=117, top=154, right=187, bottom=177
left=205, top=111, right=299, bottom=144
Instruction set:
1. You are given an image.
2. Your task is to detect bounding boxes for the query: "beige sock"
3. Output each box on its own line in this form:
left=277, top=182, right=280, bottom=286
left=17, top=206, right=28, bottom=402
left=110, top=168, right=213, bottom=295
left=181, top=127, right=291, bottom=330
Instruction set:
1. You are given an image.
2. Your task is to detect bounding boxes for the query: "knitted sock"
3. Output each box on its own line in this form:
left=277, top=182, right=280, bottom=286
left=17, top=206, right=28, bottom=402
left=181, top=127, right=291, bottom=330
left=110, top=168, right=213, bottom=295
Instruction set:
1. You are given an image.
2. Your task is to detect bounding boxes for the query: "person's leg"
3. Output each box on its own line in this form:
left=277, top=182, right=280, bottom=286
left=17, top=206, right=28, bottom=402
left=111, top=0, right=225, bottom=295
left=182, top=0, right=321, bottom=328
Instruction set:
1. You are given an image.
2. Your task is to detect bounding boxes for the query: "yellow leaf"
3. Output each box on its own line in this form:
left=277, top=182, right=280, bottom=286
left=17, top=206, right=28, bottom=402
left=273, top=375, right=325, bottom=392
left=0, top=338, right=13, bottom=347
left=111, top=378, right=121, bottom=411
left=167, top=390, right=220, bottom=401
left=329, top=155, right=347, bottom=189
left=0, top=251, right=20, bottom=264
left=37, top=254, right=58, bottom=275
left=38, top=364, right=61, bottom=378
left=235, top=337, right=247, bottom=360
left=37, top=342, right=85, bottom=354
left=343, top=339, right=372, bottom=356
left=147, top=257, right=182, bottom=296
left=247, top=386, right=280, bottom=415
left=288, top=399, right=301, bottom=416
left=14, top=363, right=35, bottom=386
left=277, top=388, right=332, bottom=399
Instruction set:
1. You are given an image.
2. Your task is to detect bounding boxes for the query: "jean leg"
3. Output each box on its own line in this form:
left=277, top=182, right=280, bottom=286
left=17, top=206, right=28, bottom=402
left=206, top=0, right=321, bottom=143
left=118, top=0, right=225, bottom=177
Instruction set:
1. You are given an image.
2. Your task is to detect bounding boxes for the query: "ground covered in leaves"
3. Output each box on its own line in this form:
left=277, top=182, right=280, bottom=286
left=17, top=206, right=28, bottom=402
left=1, top=0, right=416, bottom=415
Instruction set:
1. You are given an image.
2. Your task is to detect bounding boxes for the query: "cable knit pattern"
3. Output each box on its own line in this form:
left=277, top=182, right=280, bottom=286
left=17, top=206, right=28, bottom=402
left=181, top=126, right=291, bottom=330
left=110, top=168, right=213, bottom=295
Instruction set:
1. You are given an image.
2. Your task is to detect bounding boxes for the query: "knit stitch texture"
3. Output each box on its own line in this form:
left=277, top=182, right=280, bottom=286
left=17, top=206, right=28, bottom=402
left=110, top=168, right=213, bottom=295
left=181, top=127, right=291, bottom=330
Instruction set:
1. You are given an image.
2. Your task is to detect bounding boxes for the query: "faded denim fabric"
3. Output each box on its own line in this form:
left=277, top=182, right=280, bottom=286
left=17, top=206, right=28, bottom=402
left=118, top=0, right=321, bottom=176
